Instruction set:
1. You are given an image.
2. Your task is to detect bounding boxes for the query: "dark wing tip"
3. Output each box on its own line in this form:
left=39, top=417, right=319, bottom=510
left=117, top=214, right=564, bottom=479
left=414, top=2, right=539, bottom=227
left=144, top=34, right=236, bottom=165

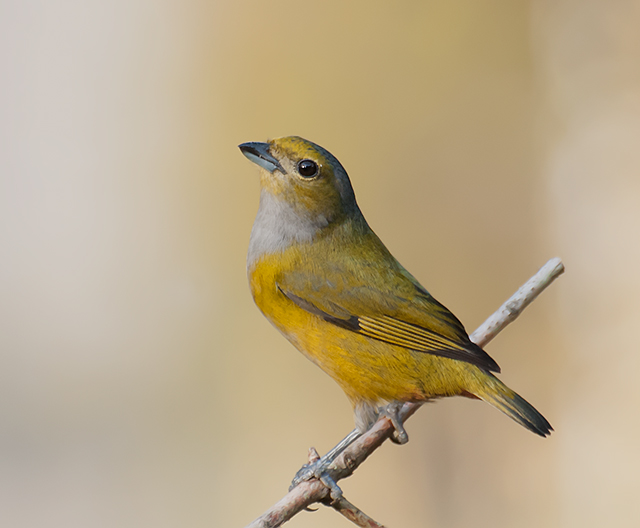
left=468, top=341, right=501, bottom=373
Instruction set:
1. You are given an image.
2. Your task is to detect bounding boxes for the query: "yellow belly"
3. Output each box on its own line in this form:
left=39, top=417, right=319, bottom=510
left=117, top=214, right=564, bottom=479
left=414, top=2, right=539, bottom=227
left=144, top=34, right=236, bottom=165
left=248, top=251, right=480, bottom=407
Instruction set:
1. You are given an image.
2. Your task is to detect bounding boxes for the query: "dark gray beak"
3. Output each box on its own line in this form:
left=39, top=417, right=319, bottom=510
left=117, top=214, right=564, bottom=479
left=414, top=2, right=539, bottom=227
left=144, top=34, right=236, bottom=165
left=239, top=142, right=285, bottom=174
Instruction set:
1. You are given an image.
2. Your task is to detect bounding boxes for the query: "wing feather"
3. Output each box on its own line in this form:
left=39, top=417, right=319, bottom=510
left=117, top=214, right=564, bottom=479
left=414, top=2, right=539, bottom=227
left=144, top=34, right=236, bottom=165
left=277, top=273, right=500, bottom=373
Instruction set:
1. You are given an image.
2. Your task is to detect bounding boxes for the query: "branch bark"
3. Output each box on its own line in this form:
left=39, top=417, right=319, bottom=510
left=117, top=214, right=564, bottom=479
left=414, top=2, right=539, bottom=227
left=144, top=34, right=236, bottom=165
left=329, top=496, right=387, bottom=528
left=244, top=258, right=565, bottom=528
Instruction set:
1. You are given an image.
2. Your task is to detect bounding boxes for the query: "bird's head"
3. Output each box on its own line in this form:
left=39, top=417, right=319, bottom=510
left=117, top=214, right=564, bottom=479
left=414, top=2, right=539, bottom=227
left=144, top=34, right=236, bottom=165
left=239, top=136, right=359, bottom=226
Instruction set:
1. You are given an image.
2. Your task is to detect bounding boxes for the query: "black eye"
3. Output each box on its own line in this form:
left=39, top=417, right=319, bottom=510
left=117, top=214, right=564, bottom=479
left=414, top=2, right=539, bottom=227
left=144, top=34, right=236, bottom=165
left=297, top=159, right=319, bottom=178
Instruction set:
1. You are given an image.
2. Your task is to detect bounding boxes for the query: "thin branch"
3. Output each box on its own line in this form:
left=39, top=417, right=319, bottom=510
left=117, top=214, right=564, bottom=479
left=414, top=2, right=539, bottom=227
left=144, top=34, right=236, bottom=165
left=329, top=496, right=387, bottom=528
left=244, top=258, right=565, bottom=528
left=245, top=480, right=329, bottom=528
left=469, top=257, right=565, bottom=347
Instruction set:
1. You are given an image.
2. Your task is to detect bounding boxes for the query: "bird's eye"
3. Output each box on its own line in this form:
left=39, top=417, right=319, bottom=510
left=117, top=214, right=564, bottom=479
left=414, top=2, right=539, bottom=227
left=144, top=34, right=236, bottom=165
left=297, top=159, right=319, bottom=178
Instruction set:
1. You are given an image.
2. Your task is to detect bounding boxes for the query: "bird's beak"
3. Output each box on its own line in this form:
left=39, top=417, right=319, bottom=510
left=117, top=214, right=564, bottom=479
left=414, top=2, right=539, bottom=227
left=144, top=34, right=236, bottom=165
left=238, top=142, right=285, bottom=174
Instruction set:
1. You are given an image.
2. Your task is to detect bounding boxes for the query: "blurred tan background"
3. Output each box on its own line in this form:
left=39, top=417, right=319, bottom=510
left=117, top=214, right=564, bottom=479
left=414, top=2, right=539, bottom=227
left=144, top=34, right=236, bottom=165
left=1, top=1, right=639, bottom=527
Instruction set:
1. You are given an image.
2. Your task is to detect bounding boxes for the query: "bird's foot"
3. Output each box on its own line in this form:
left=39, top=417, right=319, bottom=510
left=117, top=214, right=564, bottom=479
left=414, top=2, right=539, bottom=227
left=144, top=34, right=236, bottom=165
left=289, top=429, right=362, bottom=500
left=382, top=402, right=409, bottom=444
left=290, top=452, right=343, bottom=499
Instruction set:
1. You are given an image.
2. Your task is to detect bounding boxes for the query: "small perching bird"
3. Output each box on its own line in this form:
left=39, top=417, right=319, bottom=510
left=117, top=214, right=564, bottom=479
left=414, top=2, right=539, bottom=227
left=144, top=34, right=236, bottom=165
left=239, top=136, right=552, bottom=450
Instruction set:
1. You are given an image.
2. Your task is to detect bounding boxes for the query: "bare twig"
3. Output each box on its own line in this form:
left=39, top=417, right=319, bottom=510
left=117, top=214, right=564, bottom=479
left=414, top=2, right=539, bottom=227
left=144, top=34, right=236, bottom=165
left=329, top=496, right=387, bottom=528
left=470, top=257, right=565, bottom=347
left=244, top=258, right=565, bottom=528
left=245, top=480, right=329, bottom=528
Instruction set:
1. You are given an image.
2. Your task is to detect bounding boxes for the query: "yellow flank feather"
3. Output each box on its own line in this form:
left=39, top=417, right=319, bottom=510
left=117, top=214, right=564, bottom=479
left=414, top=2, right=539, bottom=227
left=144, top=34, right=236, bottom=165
left=240, top=136, right=552, bottom=438
left=250, top=248, right=476, bottom=404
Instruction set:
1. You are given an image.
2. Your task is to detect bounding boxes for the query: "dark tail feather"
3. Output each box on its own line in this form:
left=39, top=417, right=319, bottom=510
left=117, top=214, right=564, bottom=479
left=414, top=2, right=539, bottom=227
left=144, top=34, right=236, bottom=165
left=476, top=376, right=553, bottom=437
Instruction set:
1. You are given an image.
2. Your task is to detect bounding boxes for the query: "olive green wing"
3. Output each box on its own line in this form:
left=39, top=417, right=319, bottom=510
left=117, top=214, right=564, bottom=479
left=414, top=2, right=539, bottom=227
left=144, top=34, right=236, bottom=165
left=277, top=267, right=500, bottom=373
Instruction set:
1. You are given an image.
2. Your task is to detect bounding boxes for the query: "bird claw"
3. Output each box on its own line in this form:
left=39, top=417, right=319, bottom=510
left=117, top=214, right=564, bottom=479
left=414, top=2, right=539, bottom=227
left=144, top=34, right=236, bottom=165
left=290, top=464, right=315, bottom=489
left=290, top=460, right=344, bottom=499
left=383, top=402, right=409, bottom=444
left=289, top=429, right=362, bottom=498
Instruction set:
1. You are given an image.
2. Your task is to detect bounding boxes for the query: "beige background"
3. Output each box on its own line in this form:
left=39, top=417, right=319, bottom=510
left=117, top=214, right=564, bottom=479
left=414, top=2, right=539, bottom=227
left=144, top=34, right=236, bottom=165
left=1, top=1, right=639, bottom=527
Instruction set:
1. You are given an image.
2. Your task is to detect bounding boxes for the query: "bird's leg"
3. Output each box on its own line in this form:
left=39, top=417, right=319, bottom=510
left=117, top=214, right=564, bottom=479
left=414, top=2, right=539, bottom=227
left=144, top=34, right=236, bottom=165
left=290, top=402, right=410, bottom=497
left=290, top=428, right=362, bottom=499
left=382, top=402, right=409, bottom=444
left=290, top=402, right=378, bottom=497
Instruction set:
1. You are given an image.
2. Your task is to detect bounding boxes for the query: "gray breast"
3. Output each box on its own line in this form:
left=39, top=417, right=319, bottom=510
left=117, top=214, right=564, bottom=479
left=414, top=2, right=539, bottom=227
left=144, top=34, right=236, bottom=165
left=247, top=190, right=327, bottom=267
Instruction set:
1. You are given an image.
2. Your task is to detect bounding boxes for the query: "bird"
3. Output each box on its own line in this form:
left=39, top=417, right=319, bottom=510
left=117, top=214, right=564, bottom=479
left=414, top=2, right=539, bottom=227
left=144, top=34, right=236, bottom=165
left=238, top=136, right=552, bottom=454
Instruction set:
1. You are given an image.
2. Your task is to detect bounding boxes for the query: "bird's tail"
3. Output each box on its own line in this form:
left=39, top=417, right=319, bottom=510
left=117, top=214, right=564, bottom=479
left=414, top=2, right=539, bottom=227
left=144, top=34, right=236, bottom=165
left=474, top=374, right=553, bottom=437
